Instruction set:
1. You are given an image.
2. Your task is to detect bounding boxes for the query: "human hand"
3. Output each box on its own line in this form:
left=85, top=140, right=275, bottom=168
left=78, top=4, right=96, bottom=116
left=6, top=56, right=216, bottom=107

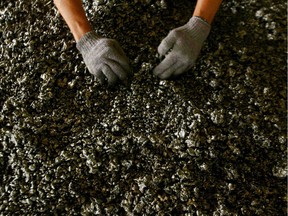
left=153, top=17, right=211, bottom=79
left=76, top=31, right=132, bottom=85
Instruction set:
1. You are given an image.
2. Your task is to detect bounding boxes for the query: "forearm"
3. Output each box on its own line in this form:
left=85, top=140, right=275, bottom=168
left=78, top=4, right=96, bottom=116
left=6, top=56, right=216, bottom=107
left=193, top=0, right=222, bottom=24
left=53, top=0, right=92, bottom=41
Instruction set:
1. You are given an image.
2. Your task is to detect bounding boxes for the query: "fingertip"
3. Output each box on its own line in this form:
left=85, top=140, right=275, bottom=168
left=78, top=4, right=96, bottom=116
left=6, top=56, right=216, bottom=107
left=102, top=65, right=119, bottom=86
left=157, top=40, right=169, bottom=56
left=153, top=67, right=169, bottom=80
left=105, top=58, right=133, bottom=86
left=153, top=54, right=177, bottom=77
left=97, top=74, right=106, bottom=85
left=156, top=60, right=182, bottom=80
left=153, top=64, right=162, bottom=77
left=91, top=69, right=106, bottom=85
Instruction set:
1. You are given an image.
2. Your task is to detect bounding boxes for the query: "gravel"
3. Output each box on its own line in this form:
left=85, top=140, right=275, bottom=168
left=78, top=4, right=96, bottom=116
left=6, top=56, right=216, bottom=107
left=0, top=0, right=287, bottom=215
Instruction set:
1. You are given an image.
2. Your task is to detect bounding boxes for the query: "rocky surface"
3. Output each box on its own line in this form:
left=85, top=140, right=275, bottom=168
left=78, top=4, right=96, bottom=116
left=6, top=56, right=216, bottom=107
left=0, top=0, right=287, bottom=215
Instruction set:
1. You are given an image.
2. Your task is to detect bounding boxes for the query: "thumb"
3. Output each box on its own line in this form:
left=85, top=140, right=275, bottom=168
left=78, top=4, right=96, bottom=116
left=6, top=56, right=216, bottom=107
left=157, top=31, right=177, bottom=56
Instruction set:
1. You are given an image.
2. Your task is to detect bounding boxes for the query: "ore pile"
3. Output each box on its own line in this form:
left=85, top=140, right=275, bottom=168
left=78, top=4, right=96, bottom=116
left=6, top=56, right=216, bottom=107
left=0, top=0, right=287, bottom=215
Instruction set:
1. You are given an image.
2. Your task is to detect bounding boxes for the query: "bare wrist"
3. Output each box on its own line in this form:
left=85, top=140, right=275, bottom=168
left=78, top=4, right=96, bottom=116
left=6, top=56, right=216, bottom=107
left=72, top=21, right=92, bottom=42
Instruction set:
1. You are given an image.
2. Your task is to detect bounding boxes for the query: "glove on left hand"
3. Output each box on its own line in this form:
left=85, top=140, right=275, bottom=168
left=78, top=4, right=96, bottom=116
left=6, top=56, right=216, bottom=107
left=76, top=31, right=132, bottom=85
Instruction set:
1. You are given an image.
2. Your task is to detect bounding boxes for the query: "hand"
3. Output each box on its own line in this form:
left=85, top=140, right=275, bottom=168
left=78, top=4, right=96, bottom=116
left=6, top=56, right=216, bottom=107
left=153, top=17, right=211, bottom=79
left=76, top=31, right=132, bottom=85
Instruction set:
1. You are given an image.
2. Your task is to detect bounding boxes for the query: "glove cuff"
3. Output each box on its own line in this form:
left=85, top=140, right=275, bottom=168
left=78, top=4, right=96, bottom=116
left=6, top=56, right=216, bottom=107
left=76, top=31, right=102, bottom=54
left=187, top=16, right=211, bottom=41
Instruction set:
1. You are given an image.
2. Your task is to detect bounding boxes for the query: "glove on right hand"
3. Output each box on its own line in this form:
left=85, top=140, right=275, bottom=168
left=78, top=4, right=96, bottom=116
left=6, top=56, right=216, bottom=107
left=76, top=31, right=132, bottom=85
left=153, top=16, right=211, bottom=79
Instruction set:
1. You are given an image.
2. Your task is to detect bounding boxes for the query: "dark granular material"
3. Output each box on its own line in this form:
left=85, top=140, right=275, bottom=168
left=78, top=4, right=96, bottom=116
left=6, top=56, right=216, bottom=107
left=0, top=0, right=287, bottom=215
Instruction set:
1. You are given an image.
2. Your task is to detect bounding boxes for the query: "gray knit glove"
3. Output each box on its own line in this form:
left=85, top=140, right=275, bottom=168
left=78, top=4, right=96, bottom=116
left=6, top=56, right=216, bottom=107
left=76, top=31, right=132, bottom=85
left=153, top=16, right=211, bottom=79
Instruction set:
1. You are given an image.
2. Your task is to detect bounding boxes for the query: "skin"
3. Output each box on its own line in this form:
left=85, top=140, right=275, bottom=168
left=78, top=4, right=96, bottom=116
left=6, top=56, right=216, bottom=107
left=193, top=0, right=222, bottom=24
left=53, top=0, right=92, bottom=42
left=53, top=0, right=222, bottom=42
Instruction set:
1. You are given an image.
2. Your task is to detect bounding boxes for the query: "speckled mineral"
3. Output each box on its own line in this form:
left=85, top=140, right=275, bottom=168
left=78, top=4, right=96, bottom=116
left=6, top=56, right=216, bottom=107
left=0, top=0, right=287, bottom=215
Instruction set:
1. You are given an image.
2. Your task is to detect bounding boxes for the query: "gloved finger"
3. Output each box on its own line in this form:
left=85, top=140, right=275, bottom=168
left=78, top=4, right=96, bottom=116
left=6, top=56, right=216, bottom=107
left=105, top=58, right=130, bottom=84
left=102, top=64, right=119, bottom=86
left=88, top=66, right=106, bottom=85
left=153, top=54, right=177, bottom=78
left=157, top=31, right=177, bottom=57
left=171, top=64, right=189, bottom=78
left=107, top=52, right=132, bottom=76
left=105, top=45, right=132, bottom=75
left=172, top=60, right=196, bottom=77
left=94, top=70, right=106, bottom=85
left=158, top=60, right=182, bottom=80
